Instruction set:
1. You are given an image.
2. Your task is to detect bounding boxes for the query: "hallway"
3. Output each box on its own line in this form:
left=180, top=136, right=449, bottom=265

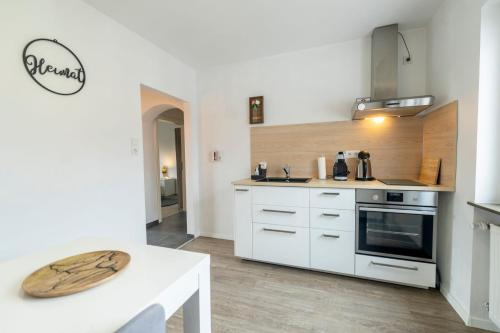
left=146, top=211, right=194, bottom=248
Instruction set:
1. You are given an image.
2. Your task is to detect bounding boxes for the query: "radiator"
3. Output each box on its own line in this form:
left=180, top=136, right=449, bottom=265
left=490, top=224, right=500, bottom=328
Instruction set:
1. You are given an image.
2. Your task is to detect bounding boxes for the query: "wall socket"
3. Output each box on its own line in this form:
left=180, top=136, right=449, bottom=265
left=344, top=150, right=360, bottom=159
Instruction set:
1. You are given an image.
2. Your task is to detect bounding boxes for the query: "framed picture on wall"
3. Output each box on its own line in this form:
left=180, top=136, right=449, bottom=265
left=249, top=96, right=264, bottom=124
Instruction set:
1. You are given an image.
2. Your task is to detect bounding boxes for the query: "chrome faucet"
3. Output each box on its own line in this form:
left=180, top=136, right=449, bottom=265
left=283, top=165, right=291, bottom=179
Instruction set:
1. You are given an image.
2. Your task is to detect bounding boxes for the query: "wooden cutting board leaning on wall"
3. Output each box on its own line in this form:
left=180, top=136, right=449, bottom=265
left=419, top=158, right=441, bottom=185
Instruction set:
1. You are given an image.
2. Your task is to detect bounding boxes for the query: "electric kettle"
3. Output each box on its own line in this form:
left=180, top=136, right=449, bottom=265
left=355, top=151, right=375, bottom=181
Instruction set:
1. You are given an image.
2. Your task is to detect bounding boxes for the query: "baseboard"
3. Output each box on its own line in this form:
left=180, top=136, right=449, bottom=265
left=470, top=316, right=500, bottom=332
left=440, top=285, right=499, bottom=331
left=177, top=236, right=196, bottom=249
left=440, top=284, right=470, bottom=325
left=146, top=220, right=160, bottom=229
left=199, top=232, right=233, bottom=241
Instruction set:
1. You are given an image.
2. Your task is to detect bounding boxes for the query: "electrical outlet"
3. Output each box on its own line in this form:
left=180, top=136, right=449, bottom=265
left=344, top=150, right=359, bottom=159
left=483, top=302, right=490, bottom=312
left=403, top=56, right=412, bottom=65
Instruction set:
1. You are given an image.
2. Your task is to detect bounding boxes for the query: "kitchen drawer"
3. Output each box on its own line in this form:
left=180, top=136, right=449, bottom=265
left=355, top=254, right=436, bottom=288
left=252, top=186, right=309, bottom=207
left=310, top=208, right=355, bottom=231
left=310, top=229, right=354, bottom=274
left=253, top=205, right=309, bottom=228
left=310, top=188, right=355, bottom=209
left=253, top=223, right=309, bottom=268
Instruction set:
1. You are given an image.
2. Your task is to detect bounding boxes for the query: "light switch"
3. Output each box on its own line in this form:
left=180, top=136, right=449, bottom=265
left=211, top=150, right=221, bottom=161
left=130, top=138, right=139, bottom=156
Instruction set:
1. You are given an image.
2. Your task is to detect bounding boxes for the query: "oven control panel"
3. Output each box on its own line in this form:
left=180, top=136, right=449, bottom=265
left=357, top=189, right=438, bottom=207
left=386, top=192, right=404, bottom=202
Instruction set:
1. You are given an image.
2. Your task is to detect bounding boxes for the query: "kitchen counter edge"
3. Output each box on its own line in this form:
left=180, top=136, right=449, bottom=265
left=232, top=178, right=455, bottom=192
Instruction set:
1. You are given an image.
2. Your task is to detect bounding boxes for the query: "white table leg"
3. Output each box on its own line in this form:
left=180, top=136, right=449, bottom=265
left=183, top=259, right=211, bottom=333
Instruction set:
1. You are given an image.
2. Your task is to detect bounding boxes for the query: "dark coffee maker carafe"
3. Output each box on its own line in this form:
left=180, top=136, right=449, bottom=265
left=333, top=152, right=349, bottom=181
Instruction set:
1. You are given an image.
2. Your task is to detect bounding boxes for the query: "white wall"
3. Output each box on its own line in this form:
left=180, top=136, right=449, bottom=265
left=476, top=0, right=500, bottom=204
left=426, top=0, right=497, bottom=330
left=158, top=121, right=178, bottom=178
left=0, top=0, right=197, bottom=260
left=471, top=1, right=500, bottom=330
left=198, top=28, right=427, bottom=239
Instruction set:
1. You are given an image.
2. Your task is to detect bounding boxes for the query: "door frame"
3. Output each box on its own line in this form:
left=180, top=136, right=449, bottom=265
left=154, top=118, right=186, bottom=223
left=140, top=84, right=197, bottom=237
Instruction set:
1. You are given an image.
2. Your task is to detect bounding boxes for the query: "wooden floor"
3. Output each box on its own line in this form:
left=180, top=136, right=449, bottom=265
left=167, top=237, right=486, bottom=333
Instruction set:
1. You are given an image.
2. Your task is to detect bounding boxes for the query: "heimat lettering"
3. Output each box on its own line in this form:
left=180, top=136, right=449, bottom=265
left=24, top=55, right=85, bottom=83
left=22, top=38, right=86, bottom=95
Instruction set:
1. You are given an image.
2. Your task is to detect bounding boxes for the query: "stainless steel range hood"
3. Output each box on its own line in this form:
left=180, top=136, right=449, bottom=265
left=352, top=24, right=434, bottom=120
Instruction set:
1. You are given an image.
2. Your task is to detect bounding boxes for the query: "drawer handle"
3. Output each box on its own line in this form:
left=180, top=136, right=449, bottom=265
left=322, top=234, right=340, bottom=239
left=370, top=261, right=419, bottom=271
left=322, top=192, right=340, bottom=196
left=262, top=228, right=296, bottom=234
left=322, top=213, right=340, bottom=217
left=262, top=209, right=296, bottom=214
left=235, top=189, right=249, bottom=192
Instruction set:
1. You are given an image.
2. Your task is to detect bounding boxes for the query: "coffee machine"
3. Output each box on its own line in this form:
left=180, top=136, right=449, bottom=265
left=333, top=152, right=349, bottom=181
left=355, top=151, right=375, bottom=181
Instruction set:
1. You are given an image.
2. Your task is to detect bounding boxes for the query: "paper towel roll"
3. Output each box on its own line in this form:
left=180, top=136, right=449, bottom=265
left=318, top=156, right=326, bottom=180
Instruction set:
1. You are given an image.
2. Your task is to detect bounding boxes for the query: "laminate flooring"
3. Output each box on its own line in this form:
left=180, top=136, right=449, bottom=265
left=166, top=237, right=487, bottom=333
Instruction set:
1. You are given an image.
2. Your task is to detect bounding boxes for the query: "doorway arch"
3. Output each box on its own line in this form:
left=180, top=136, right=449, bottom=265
left=140, top=85, right=196, bottom=237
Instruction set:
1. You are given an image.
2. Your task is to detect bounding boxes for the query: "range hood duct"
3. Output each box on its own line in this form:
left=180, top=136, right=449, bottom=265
left=352, top=24, right=434, bottom=120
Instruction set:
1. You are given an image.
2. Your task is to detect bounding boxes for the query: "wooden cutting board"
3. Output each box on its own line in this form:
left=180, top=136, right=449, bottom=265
left=419, top=158, right=441, bottom=185
left=22, top=250, right=130, bottom=298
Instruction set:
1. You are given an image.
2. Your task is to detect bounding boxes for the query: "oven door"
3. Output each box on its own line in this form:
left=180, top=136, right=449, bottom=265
left=356, top=204, right=436, bottom=263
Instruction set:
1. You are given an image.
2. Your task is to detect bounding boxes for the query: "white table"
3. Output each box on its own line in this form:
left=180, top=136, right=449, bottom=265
left=0, top=238, right=211, bottom=332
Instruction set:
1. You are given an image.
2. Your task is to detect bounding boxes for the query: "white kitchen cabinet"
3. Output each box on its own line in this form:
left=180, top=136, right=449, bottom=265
left=310, top=228, right=354, bottom=274
left=253, top=204, right=309, bottom=227
left=252, top=186, right=309, bottom=207
left=234, top=183, right=437, bottom=289
left=253, top=223, right=310, bottom=268
left=310, top=188, right=355, bottom=209
left=355, top=254, right=436, bottom=288
left=310, top=208, right=355, bottom=231
left=234, top=186, right=252, bottom=258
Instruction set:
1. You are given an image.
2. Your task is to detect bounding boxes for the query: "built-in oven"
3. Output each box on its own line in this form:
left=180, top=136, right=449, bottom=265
left=356, top=189, right=438, bottom=263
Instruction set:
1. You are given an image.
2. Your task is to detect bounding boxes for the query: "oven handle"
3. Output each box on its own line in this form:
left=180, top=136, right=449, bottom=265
left=359, top=207, right=436, bottom=216
left=366, top=229, right=420, bottom=237
left=370, top=261, right=419, bottom=271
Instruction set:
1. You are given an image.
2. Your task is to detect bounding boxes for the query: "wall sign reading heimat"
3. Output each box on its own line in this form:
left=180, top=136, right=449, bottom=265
left=22, top=38, right=86, bottom=95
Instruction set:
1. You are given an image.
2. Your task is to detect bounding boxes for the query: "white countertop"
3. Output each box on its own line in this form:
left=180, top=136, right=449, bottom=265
left=0, top=238, right=211, bottom=333
left=232, top=178, right=454, bottom=192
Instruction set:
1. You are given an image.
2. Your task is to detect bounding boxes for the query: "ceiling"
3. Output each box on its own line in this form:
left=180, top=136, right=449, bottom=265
left=84, top=0, right=444, bottom=68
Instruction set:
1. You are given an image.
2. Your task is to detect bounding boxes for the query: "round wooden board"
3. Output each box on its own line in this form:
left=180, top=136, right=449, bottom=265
left=22, top=250, right=131, bottom=298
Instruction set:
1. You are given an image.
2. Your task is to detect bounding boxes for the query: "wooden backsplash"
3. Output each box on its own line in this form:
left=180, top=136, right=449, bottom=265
left=422, top=101, right=457, bottom=188
left=251, top=101, right=457, bottom=187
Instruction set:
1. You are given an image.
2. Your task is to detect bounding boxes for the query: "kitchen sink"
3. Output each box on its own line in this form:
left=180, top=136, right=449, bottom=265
left=256, top=177, right=311, bottom=183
